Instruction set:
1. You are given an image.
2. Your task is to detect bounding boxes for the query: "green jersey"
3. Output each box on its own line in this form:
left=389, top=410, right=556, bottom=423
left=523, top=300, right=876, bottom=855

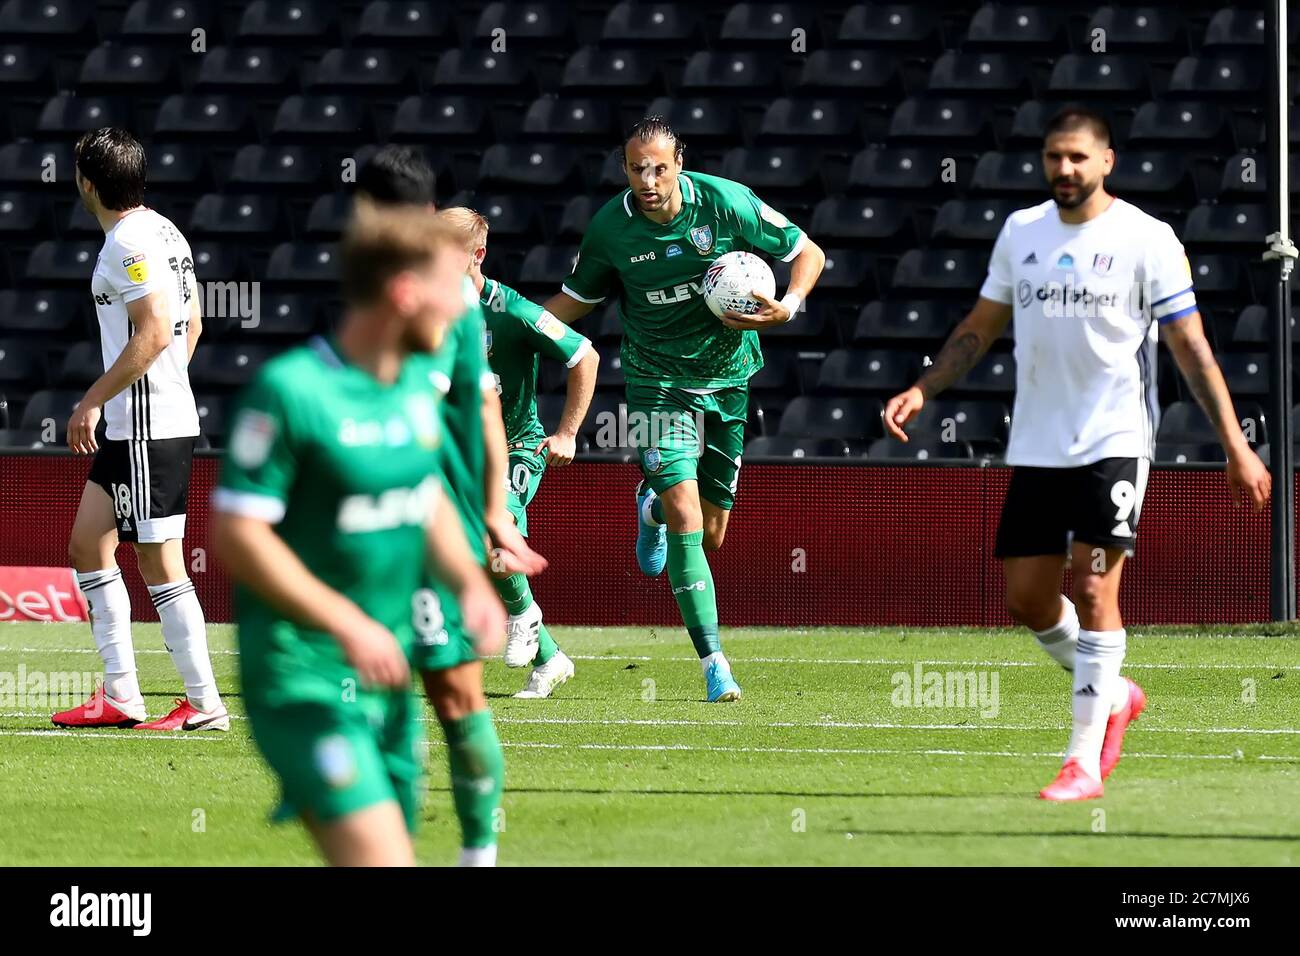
left=481, top=276, right=592, bottom=450
left=561, top=171, right=805, bottom=389
left=215, top=335, right=446, bottom=707
left=427, top=276, right=493, bottom=559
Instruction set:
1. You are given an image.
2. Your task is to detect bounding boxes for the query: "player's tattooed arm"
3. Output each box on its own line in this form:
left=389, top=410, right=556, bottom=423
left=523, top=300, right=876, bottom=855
left=916, top=297, right=1012, bottom=399
left=883, top=298, right=1010, bottom=442
left=1161, top=312, right=1248, bottom=451
left=1162, top=311, right=1272, bottom=510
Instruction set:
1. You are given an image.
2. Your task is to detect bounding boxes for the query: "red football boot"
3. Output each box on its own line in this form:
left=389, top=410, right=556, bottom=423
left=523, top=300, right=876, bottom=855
left=135, top=698, right=230, bottom=732
left=1100, top=678, right=1147, bottom=780
left=51, top=685, right=146, bottom=728
left=1038, top=758, right=1104, bottom=802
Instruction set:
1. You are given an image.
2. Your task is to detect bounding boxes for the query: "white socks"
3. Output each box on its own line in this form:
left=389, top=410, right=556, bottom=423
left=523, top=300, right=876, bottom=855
left=76, top=568, right=140, bottom=702
left=147, top=579, right=221, bottom=713
left=1033, top=596, right=1079, bottom=671
left=1066, top=628, right=1127, bottom=780
left=1033, top=596, right=1129, bottom=716
left=459, top=845, right=498, bottom=867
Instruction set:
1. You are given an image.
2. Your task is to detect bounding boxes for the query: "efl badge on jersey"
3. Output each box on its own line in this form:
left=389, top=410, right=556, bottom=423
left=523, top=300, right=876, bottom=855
left=121, top=253, right=148, bottom=284
left=666, top=243, right=682, bottom=257
left=1092, top=253, right=1113, bottom=275
left=535, top=313, right=566, bottom=342
left=689, top=225, right=714, bottom=255
left=644, top=447, right=663, bottom=473
left=229, top=408, right=277, bottom=469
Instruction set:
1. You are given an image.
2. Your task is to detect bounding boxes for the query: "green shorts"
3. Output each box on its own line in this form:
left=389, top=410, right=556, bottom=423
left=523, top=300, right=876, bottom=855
left=410, top=583, right=479, bottom=673
left=245, top=689, right=424, bottom=833
left=625, top=381, right=749, bottom=510
left=504, top=449, right=546, bottom=536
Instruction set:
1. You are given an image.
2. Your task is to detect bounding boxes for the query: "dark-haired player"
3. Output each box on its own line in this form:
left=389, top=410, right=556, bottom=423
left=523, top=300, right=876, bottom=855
left=542, top=117, right=826, bottom=702
left=884, top=108, right=1271, bottom=800
left=53, top=127, right=226, bottom=732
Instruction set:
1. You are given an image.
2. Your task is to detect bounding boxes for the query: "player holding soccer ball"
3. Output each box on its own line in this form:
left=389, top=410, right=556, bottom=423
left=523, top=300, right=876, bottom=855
left=542, top=116, right=826, bottom=702
left=884, top=108, right=1271, bottom=801
left=438, top=207, right=599, bottom=699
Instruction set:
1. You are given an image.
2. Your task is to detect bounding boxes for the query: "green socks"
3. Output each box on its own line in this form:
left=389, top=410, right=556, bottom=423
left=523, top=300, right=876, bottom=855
left=666, top=529, right=721, bottom=658
left=494, top=573, right=532, bottom=616
left=494, top=573, right=558, bottom=666
left=441, top=709, right=504, bottom=850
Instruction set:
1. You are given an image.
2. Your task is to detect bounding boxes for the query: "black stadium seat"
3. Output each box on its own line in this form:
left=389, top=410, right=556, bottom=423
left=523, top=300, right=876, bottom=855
left=901, top=399, right=1010, bottom=447
left=746, top=436, right=851, bottom=459
left=228, top=145, right=323, bottom=191
left=720, top=147, right=821, bottom=194
left=927, top=52, right=1028, bottom=97
left=18, top=389, right=81, bottom=434
left=680, top=52, right=777, bottom=95
left=931, top=198, right=1020, bottom=244
left=55, top=341, right=101, bottom=387
left=155, top=94, right=253, bottom=141
left=521, top=96, right=615, bottom=141
left=0, top=290, right=83, bottom=335
left=1159, top=399, right=1267, bottom=447
left=236, top=0, right=340, bottom=44
left=1168, top=55, right=1263, bottom=99
left=963, top=5, right=1066, bottom=52
left=37, top=95, right=132, bottom=139
left=472, top=3, right=573, bottom=47
left=846, top=147, right=947, bottom=194
left=810, top=197, right=912, bottom=246
left=194, top=47, right=295, bottom=92
left=189, top=194, right=282, bottom=237
left=719, top=4, right=811, bottom=46
left=356, top=2, right=452, bottom=47
left=1128, top=101, right=1230, bottom=148
left=778, top=394, right=883, bottom=441
left=891, top=249, right=987, bottom=294
left=1155, top=442, right=1227, bottom=464
left=189, top=344, right=278, bottom=389
left=1047, top=54, right=1148, bottom=99
left=816, top=348, right=917, bottom=393
left=853, top=300, right=958, bottom=344
left=795, top=50, right=901, bottom=97
left=272, top=96, right=369, bottom=142
left=562, top=47, right=658, bottom=95
left=307, top=49, right=415, bottom=93
left=78, top=44, right=176, bottom=91
left=970, top=151, right=1043, bottom=195
left=0, top=337, right=42, bottom=386
left=391, top=95, right=488, bottom=142
left=836, top=4, right=942, bottom=51
left=889, top=97, right=993, bottom=147
left=1084, top=7, right=1187, bottom=55
left=866, top=436, right=975, bottom=460
left=601, top=2, right=698, bottom=47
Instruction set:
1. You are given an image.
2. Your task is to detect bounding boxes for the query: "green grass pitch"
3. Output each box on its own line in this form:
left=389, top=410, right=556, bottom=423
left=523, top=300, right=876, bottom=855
left=1, top=622, right=1298, bottom=866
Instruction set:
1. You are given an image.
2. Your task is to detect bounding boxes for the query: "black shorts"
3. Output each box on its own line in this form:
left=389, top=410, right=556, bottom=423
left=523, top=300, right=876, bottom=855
left=87, top=436, right=195, bottom=543
left=994, top=457, right=1150, bottom=559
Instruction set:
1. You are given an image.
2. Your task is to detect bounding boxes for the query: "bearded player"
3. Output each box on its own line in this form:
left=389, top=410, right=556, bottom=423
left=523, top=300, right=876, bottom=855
left=884, top=108, right=1271, bottom=801
left=542, top=116, right=826, bottom=702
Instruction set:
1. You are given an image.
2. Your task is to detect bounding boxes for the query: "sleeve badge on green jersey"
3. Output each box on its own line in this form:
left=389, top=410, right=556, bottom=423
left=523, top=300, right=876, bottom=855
left=535, top=313, right=567, bottom=342
left=760, top=203, right=789, bottom=228
left=229, top=409, right=277, bottom=469
left=689, top=225, right=714, bottom=255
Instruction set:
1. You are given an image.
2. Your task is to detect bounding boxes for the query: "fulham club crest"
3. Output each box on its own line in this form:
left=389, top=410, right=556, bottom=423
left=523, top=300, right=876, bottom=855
left=1092, top=253, right=1114, bottom=275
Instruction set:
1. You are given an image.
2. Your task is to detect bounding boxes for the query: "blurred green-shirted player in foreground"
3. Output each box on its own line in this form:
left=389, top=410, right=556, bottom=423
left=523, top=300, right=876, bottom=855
left=355, top=146, right=548, bottom=868
left=541, top=116, right=827, bottom=702
left=439, top=206, right=600, bottom=699
left=211, top=201, right=505, bottom=867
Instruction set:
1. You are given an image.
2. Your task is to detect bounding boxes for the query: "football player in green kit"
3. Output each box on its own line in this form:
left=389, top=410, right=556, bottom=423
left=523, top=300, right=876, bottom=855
left=438, top=206, right=600, bottom=699
left=355, top=146, right=545, bottom=867
left=212, top=201, right=505, bottom=866
left=542, top=117, right=826, bottom=703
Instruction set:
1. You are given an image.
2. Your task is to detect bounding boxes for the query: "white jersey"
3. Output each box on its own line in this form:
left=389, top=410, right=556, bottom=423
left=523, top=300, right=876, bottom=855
left=90, top=207, right=200, bottom=441
left=979, top=197, right=1197, bottom=468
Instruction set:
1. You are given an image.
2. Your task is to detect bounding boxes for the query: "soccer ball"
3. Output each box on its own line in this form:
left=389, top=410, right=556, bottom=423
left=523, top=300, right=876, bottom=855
left=701, top=251, right=776, bottom=319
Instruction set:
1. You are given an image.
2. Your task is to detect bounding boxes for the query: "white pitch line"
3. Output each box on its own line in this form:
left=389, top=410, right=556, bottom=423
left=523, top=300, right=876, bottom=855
left=0, top=728, right=225, bottom=742
left=2, top=725, right=1293, bottom=762
left=429, top=740, right=1296, bottom=762
left=569, top=655, right=1300, bottom=671
left=2, top=646, right=1298, bottom=671
left=3, top=711, right=1297, bottom=737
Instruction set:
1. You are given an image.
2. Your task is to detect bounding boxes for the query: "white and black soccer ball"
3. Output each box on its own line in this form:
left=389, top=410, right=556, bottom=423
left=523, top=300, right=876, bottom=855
left=701, top=250, right=776, bottom=319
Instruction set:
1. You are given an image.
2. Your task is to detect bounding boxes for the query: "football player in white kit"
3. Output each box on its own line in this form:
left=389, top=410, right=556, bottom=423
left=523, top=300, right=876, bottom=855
left=885, top=108, right=1271, bottom=801
left=52, top=127, right=227, bottom=732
